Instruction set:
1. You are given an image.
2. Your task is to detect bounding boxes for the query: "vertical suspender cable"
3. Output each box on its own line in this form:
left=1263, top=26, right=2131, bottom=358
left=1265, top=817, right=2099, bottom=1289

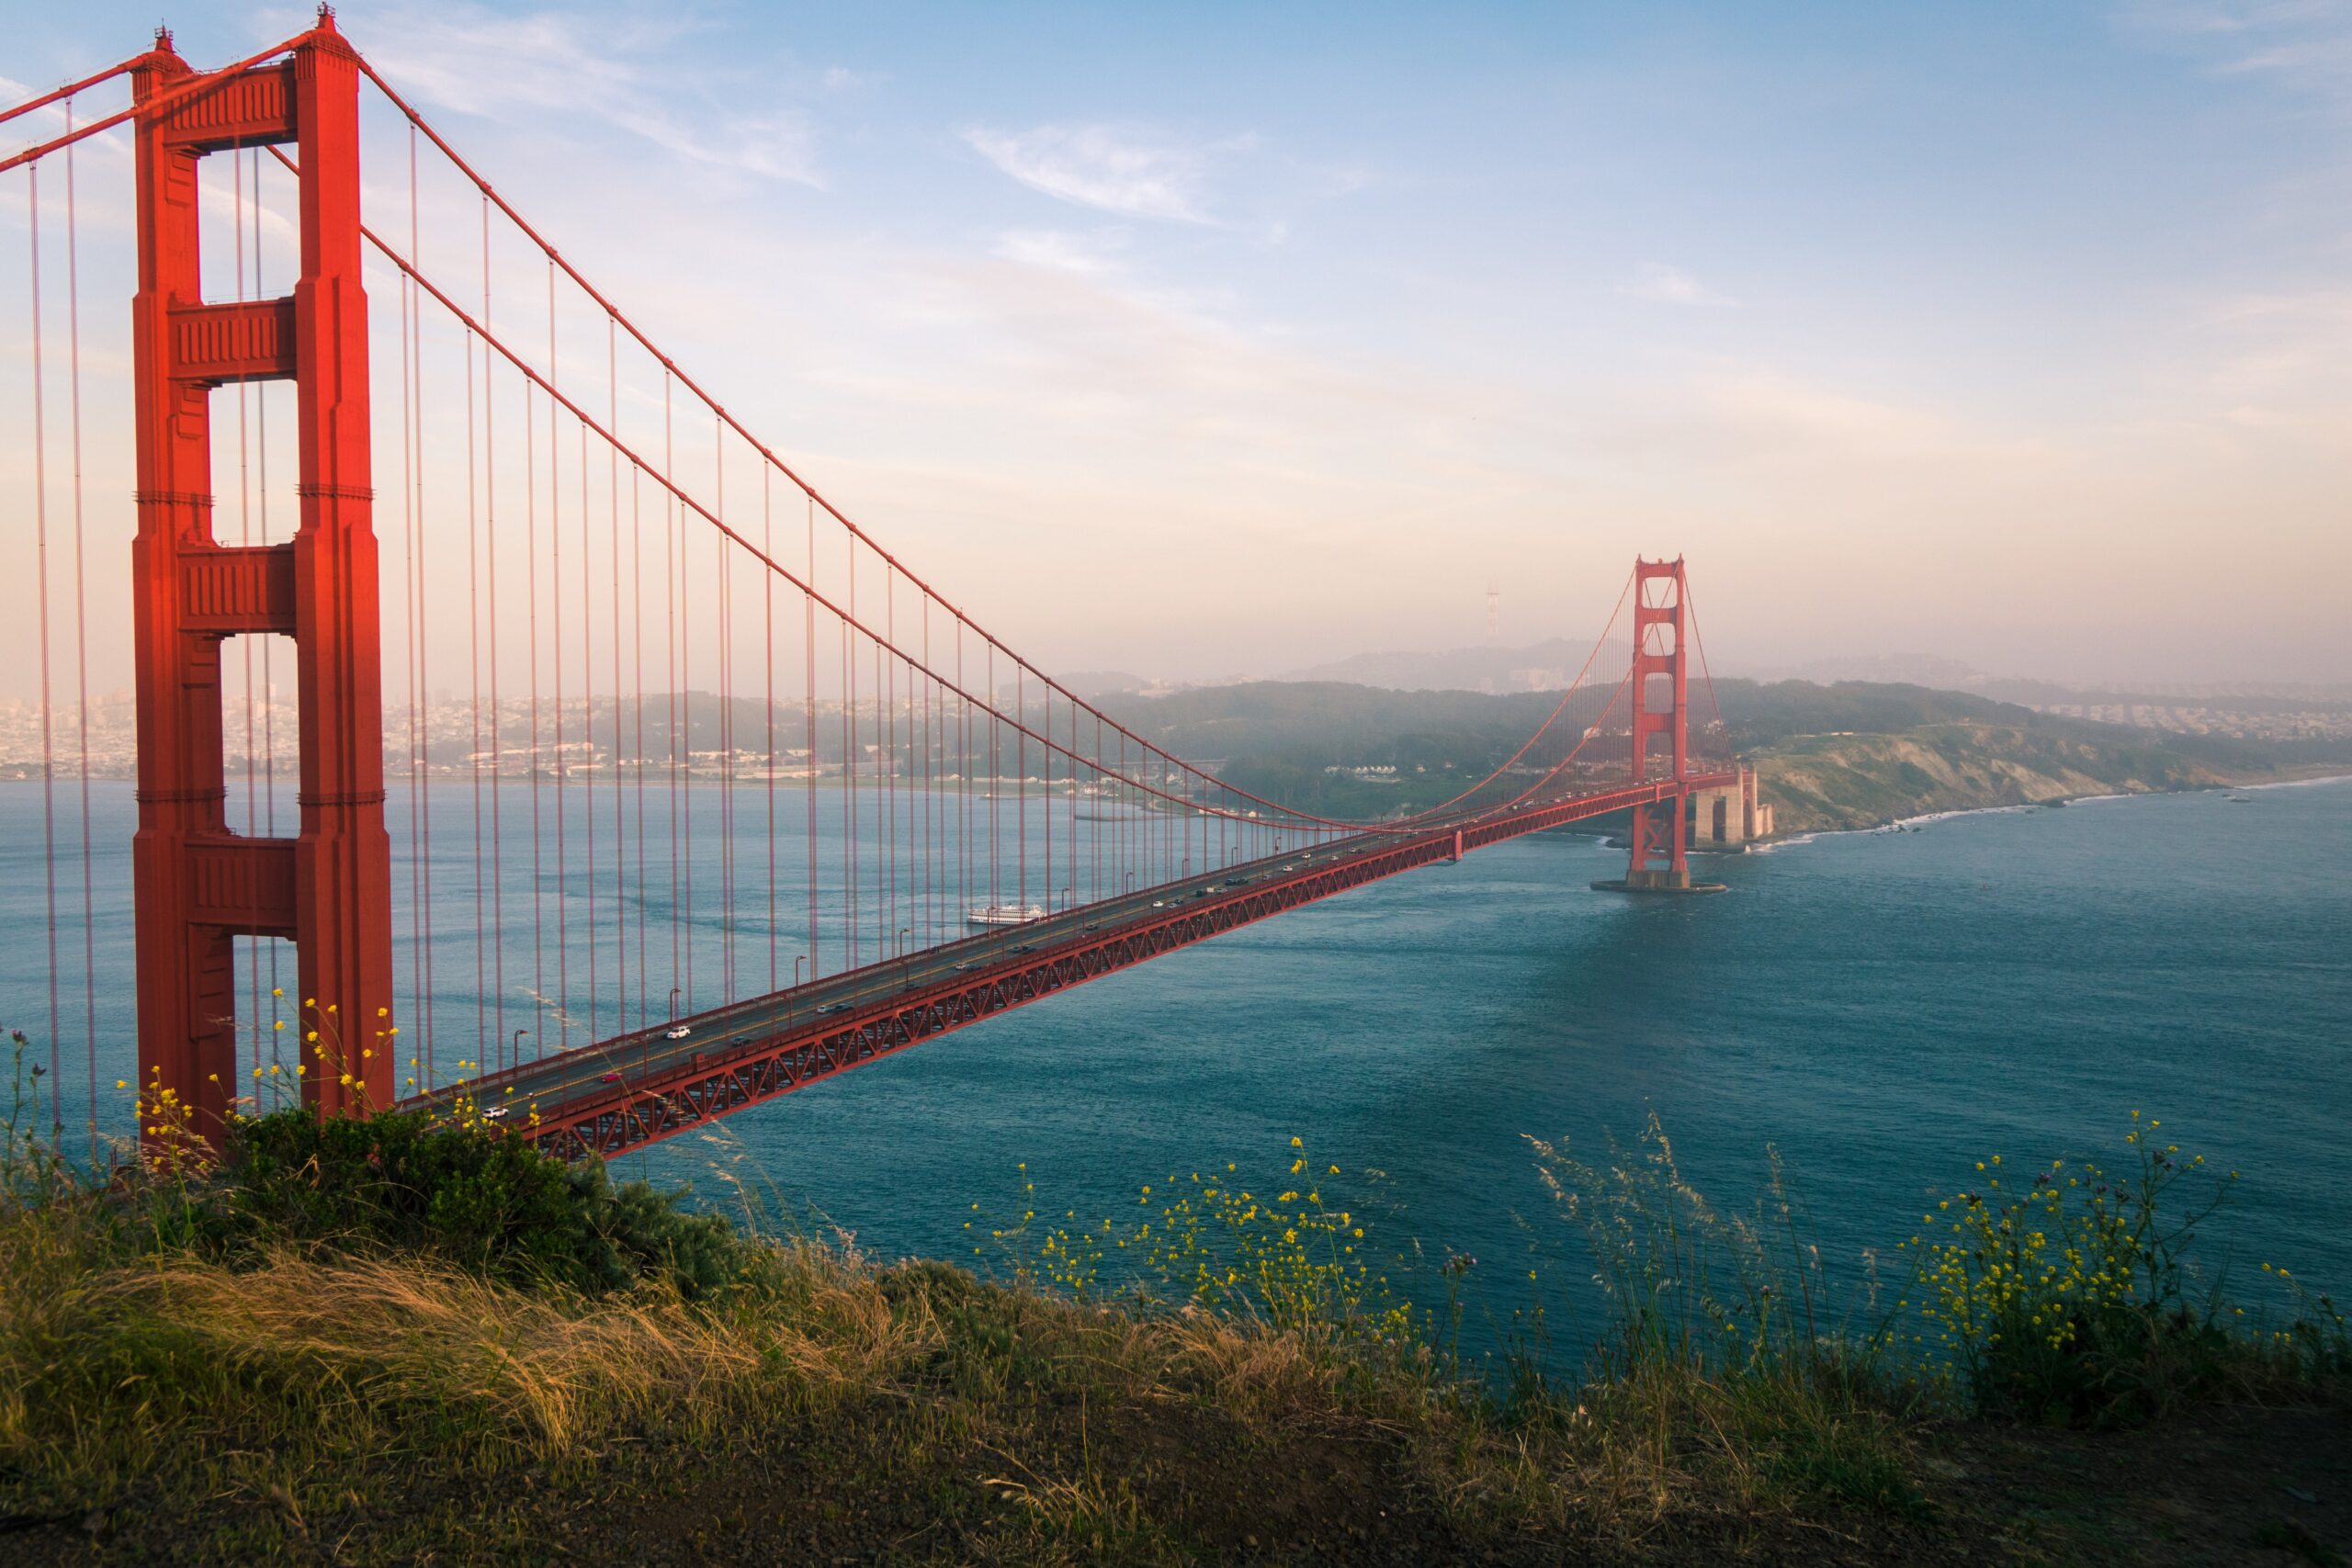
left=64, top=114, right=99, bottom=1150
left=548, top=260, right=567, bottom=1054
left=632, top=461, right=647, bottom=1027
left=1018, top=667, right=1027, bottom=913
left=959, top=626, right=969, bottom=924
left=579, top=418, right=594, bottom=1039
left=764, top=467, right=775, bottom=993
left=398, top=137, right=423, bottom=1090
left=923, top=607, right=933, bottom=949
left=805, top=494, right=818, bottom=980
left=1041, top=680, right=1049, bottom=913
left=663, top=375, right=678, bottom=1016
left=717, top=416, right=733, bottom=1001
left=483, top=197, right=506, bottom=1071
left=467, top=325, right=485, bottom=1069
left=525, top=376, right=542, bottom=1057
left=879, top=564, right=884, bottom=959
left=677, top=387, right=693, bottom=1010
left=1068, top=702, right=1077, bottom=908
left=27, top=166, right=62, bottom=1120
left=410, top=130, right=434, bottom=1088
left=609, top=318, right=626, bottom=1035
left=987, top=644, right=998, bottom=911
left=844, top=566, right=857, bottom=968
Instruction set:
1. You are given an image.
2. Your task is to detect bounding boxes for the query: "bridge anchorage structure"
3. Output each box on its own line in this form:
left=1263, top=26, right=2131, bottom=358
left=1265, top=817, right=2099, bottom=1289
left=6, top=17, right=1754, bottom=1159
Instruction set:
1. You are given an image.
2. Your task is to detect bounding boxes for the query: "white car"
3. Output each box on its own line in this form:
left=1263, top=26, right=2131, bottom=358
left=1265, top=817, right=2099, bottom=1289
left=664, top=1025, right=692, bottom=1040
left=482, top=1105, right=510, bottom=1120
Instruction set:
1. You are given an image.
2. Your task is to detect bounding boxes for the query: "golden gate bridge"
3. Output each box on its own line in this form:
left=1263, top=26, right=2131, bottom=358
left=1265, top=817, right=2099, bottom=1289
left=4, top=14, right=1752, bottom=1161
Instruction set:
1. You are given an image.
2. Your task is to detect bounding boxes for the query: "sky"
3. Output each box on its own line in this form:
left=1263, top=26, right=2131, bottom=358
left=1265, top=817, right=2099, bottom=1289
left=5, top=0, right=2350, bottom=689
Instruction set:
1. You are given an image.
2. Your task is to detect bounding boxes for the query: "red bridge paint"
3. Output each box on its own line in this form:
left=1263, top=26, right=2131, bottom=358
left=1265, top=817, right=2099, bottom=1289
left=129, top=17, right=393, bottom=1129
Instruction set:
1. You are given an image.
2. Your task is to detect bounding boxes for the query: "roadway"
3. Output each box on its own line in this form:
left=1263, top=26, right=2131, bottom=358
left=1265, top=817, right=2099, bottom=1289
left=408, top=770, right=1732, bottom=1148
left=434, top=823, right=1416, bottom=1121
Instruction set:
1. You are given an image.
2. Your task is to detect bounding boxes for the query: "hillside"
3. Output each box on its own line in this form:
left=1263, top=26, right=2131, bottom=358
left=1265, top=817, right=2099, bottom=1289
left=1102, top=678, right=2343, bottom=831
left=1752, top=721, right=2233, bottom=833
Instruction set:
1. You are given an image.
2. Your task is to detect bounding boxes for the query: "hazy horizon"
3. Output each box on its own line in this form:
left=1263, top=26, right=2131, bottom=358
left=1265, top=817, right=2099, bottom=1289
left=6, top=0, right=2348, bottom=702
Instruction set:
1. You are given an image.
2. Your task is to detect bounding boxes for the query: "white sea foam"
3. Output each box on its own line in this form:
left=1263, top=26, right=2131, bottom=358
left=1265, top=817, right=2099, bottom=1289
left=1747, top=833, right=1817, bottom=854
left=1889, top=803, right=2041, bottom=829
left=2240, top=773, right=2352, bottom=794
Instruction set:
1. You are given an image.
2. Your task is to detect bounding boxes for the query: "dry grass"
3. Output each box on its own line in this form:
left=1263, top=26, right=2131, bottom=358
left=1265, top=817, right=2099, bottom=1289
left=2, top=1193, right=1896, bottom=1562
left=11, top=1104, right=2328, bottom=1562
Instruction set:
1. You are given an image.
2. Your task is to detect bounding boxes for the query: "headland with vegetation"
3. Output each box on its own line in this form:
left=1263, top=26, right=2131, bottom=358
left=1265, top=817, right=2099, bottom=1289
left=1105, top=677, right=2352, bottom=833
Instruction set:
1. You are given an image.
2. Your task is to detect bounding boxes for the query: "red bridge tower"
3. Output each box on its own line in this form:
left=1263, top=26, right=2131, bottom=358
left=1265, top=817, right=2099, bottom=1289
left=130, top=13, right=393, bottom=1134
left=1623, top=557, right=1694, bottom=892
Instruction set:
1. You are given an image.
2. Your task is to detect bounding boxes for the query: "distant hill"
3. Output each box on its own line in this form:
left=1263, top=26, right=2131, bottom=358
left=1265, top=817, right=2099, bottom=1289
left=1102, top=676, right=2343, bottom=829
left=1281, top=639, right=1598, bottom=694
left=1055, top=670, right=1151, bottom=701
left=1752, top=653, right=1987, bottom=691
left=1752, top=723, right=2231, bottom=833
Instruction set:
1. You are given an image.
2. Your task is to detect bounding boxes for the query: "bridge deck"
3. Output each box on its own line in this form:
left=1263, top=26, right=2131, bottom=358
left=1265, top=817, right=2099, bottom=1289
left=412, top=773, right=1734, bottom=1159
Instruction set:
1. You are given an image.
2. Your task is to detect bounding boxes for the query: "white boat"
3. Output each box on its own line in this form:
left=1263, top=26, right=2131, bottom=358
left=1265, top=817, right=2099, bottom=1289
left=966, top=903, right=1047, bottom=928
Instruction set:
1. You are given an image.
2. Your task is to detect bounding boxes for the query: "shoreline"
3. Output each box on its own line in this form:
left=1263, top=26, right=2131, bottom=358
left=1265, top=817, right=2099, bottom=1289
left=1746, top=770, right=2352, bottom=852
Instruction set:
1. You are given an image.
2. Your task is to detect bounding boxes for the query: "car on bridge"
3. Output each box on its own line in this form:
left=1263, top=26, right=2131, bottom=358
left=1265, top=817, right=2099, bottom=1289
left=663, top=1025, right=692, bottom=1040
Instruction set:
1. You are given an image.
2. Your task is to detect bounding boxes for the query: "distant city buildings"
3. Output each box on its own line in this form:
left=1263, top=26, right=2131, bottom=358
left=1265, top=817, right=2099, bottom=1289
left=2022, top=701, right=2352, bottom=743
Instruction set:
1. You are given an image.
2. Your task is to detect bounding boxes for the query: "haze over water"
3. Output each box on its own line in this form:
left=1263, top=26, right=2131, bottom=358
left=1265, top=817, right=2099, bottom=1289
left=5, top=779, right=2346, bottom=1343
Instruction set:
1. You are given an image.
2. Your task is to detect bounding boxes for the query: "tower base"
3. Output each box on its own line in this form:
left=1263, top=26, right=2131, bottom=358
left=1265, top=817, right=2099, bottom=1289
left=1591, top=870, right=1727, bottom=895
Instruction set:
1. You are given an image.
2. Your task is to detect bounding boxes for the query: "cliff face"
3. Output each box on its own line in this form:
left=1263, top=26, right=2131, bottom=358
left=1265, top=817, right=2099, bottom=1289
left=1755, top=721, right=2231, bottom=833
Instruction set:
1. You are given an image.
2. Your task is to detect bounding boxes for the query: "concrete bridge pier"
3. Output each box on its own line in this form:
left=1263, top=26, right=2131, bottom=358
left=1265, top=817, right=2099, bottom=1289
left=1690, top=767, right=1773, bottom=851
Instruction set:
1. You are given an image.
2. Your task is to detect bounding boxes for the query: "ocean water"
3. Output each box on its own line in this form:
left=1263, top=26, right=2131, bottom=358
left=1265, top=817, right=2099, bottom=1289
left=5, top=777, right=2348, bottom=1340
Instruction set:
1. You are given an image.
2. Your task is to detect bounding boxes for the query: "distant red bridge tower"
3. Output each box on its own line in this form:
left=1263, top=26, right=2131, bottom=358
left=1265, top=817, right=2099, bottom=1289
left=129, top=13, right=393, bottom=1131
left=1623, top=557, right=1695, bottom=891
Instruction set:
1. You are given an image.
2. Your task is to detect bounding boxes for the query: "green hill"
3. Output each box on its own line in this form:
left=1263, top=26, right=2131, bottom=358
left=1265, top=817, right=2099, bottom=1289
left=1102, top=679, right=2340, bottom=831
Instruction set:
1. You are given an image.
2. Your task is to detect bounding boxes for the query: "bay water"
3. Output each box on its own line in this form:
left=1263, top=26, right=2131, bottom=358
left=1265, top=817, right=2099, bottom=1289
left=6, top=776, right=2346, bottom=1343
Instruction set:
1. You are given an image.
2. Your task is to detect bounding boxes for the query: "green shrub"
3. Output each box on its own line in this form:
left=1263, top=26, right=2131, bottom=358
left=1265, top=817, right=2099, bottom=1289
left=1905, top=1112, right=2348, bottom=1427
left=215, top=1107, right=749, bottom=1297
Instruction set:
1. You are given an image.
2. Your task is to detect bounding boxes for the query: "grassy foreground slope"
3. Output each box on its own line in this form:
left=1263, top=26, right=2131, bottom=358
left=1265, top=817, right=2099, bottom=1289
left=2, top=1065, right=2346, bottom=1565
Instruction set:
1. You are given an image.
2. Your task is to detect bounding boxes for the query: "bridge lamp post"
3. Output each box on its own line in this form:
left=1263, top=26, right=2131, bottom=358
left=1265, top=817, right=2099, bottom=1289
left=511, top=1028, right=527, bottom=1071
left=1057, top=886, right=1072, bottom=912
left=669, top=987, right=681, bottom=1021
left=790, top=955, right=808, bottom=1027
left=897, top=928, right=913, bottom=993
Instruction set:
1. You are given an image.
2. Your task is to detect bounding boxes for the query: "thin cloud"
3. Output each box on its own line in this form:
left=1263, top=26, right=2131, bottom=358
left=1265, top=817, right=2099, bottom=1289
left=610, top=106, right=820, bottom=184
left=1622, top=263, right=1739, bottom=307
left=351, top=3, right=824, bottom=185
left=2120, top=1, right=2352, bottom=98
left=963, top=123, right=1237, bottom=222
left=992, top=228, right=1130, bottom=276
